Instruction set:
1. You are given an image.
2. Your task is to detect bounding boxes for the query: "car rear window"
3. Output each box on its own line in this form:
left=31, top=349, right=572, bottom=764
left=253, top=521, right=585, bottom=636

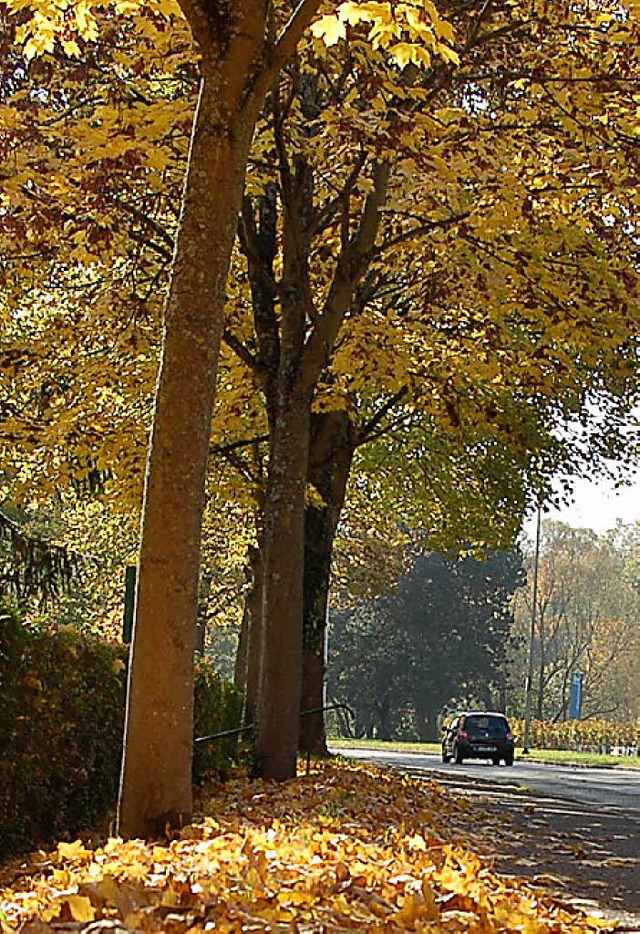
left=465, top=715, right=508, bottom=736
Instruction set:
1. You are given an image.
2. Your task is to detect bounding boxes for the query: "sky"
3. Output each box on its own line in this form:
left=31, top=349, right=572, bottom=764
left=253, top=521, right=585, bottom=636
left=521, top=405, right=640, bottom=539
left=522, top=472, right=640, bottom=539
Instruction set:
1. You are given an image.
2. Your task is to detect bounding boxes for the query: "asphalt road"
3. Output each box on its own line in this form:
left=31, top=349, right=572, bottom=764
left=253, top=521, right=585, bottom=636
left=333, top=746, right=640, bottom=812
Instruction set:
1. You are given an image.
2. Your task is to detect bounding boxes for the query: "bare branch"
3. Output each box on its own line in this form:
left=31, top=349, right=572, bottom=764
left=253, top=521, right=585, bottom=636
left=374, top=211, right=470, bottom=258
left=210, top=434, right=269, bottom=456
left=110, top=195, right=176, bottom=251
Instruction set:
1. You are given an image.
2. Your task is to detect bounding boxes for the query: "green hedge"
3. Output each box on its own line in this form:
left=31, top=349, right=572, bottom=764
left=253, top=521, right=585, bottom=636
left=0, top=608, right=242, bottom=861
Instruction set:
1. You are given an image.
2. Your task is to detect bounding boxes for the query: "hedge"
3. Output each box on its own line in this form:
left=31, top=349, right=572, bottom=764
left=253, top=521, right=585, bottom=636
left=0, top=608, right=243, bottom=861
left=511, top=717, right=640, bottom=753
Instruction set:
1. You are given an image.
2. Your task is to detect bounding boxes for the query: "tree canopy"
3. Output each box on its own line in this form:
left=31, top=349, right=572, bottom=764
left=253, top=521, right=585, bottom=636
left=1, top=0, right=639, bottom=834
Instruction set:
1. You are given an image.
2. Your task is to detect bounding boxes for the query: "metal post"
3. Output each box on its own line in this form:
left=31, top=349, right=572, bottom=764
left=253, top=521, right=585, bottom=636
left=522, top=503, right=541, bottom=754
left=122, top=565, right=137, bottom=644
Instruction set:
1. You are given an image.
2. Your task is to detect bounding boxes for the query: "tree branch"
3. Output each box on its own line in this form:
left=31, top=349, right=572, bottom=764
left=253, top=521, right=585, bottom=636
left=356, top=388, right=410, bottom=447
left=210, top=434, right=269, bottom=456
left=222, top=328, right=261, bottom=374
left=301, top=162, right=390, bottom=393
left=373, top=211, right=470, bottom=258
left=255, top=0, right=327, bottom=99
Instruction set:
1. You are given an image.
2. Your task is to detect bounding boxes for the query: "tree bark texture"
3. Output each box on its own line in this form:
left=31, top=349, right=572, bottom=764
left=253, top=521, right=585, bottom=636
left=117, top=0, right=328, bottom=834
left=255, top=390, right=311, bottom=779
left=117, top=61, right=261, bottom=839
left=237, top=545, right=263, bottom=727
left=299, top=410, right=356, bottom=755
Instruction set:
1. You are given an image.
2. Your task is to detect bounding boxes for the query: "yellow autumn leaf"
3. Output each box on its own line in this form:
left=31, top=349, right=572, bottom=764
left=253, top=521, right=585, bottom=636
left=337, top=1, right=372, bottom=25
left=394, top=892, right=423, bottom=925
left=437, top=42, right=460, bottom=65
left=310, top=14, right=347, bottom=46
left=387, top=41, right=415, bottom=68
left=57, top=840, right=92, bottom=861
left=63, top=896, right=95, bottom=923
left=421, top=879, right=440, bottom=921
left=62, top=38, right=81, bottom=56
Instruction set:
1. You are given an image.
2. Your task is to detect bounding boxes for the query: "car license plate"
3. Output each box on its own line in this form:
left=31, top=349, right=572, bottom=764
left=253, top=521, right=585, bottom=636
left=476, top=745, right=496, bottom=752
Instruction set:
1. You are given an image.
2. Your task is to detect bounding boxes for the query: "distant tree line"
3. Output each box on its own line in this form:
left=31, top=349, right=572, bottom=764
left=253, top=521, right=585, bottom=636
left=328, top=549, right=524, bottom=741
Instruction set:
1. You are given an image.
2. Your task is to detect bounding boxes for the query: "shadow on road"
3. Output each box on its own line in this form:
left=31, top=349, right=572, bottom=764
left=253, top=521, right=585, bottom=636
left=404, top=765, right=640, bottom=930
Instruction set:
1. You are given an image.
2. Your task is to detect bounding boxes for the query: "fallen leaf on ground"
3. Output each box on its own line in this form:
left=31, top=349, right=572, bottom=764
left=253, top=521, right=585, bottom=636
left=0, top=762, right=623, bottom=932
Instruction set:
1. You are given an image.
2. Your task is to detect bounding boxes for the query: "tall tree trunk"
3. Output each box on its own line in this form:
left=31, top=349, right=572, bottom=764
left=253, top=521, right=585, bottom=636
left=242, top=154, right=388, bottom=779
left=255, top=389, right=311, bottom=779
left=234, top=547, right=261, bottom=696
left=117, top=67, right=260, bottom=839
left=116, top=0, right=328, bottom=835
left=299, top=410, right=355, bottom=755
left=413, top=697, right=440, bottom=742
left=234, top=604, right=249, bottom=695
left=240, top=545, right=263, bottom=725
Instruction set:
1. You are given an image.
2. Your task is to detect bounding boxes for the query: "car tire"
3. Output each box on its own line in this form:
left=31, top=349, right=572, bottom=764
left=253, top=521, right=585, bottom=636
left=454, top=746, right=464, bottom=765
left=492, top=756, right=500, bottom=766
left=504, top=753, right=514, bottom=766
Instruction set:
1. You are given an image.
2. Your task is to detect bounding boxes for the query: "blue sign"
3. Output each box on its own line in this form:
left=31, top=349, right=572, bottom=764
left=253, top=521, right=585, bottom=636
left=569, top=672, right=584, bottom=719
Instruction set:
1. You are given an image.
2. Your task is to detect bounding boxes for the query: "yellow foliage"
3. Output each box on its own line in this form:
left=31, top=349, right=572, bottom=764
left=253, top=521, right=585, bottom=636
left=311, top=0, right=458, bottom=65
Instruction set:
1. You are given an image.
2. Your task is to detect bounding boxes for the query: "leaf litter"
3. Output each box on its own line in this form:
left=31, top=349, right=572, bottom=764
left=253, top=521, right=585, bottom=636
left=0, top=761, right=622, bottom=932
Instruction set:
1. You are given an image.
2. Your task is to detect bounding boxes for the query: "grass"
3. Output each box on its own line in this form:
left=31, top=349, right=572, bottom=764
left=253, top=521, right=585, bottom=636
left=330, top=738, right=442, bottom=755
left=519, top=747, right=640, bottom=768
left=329, top=737, right=640, bottom=768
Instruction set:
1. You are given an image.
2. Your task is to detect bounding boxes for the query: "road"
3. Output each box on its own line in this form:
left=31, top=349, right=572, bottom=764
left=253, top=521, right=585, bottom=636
left=335, top=746, right=640, bottom=811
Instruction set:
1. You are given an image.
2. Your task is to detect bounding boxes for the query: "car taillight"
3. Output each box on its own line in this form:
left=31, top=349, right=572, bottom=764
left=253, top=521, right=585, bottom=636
left=506, top=731, right=513, bottom=740
left=458, top=730, right=468, bottom=740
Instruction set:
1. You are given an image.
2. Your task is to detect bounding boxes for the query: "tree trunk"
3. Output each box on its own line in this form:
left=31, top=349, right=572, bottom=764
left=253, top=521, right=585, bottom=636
left=234, top=546, right=261, bottom=696
left=414, top=707, right=435, bottom=743
left=117, top=70, right=259, bottom=839
left=255, top=390, right=311, bottom=779
left=377, top=704, right=393, bottom=741
left=241, top=545, right=263, bottom=725
left=299, top=410, right=355, bottom=755
left=242, top=152, right=387, bottom=779
left=300, top=648, right=326, bottom=756
left=195, top=572, right=212, bottom=656
left=234, top=604, right=249, bottom=695
left=115, top=0, right=328, bottom=834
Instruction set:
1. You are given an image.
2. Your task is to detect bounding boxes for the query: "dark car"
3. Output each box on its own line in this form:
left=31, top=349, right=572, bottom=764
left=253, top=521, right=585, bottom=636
left=441, top=711, right=515, bottom=766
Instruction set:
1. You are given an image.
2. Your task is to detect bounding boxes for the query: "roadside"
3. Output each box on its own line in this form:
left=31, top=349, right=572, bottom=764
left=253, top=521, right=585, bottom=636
left=396, top=763, right=640, bottom=931
left=331, top=739, right=640, bottom=770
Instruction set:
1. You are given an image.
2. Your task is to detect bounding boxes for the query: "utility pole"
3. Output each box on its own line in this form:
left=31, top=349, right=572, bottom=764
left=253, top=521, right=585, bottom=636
left=522, top=503, right=542, bottom=754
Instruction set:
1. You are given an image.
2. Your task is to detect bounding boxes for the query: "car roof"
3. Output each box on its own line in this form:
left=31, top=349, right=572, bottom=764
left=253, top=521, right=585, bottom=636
left=460, top=711, right=509, bottom=718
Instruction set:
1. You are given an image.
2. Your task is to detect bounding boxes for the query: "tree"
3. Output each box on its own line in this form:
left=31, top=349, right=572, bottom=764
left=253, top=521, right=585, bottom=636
left=2, top=0, right=639, bottom=833
left=3, top=0, right=458, bottom=831
left=510, top=521, right=640, bottom=721
left=220, top=0, right=639, bottom=767
left=299, top=403, right=543, bottom=753
left=0, top=504, right=80, bottom=601
left=328, top=547, right=523, bottom=740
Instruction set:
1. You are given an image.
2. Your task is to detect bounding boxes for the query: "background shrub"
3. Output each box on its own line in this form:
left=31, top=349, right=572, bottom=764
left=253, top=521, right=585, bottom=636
left=193, top=657, right=245, bottom=777
left=0, top=606, right=242, bottom=861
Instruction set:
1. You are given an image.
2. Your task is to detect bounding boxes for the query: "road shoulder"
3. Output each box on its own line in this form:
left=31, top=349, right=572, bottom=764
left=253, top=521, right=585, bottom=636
left=405, top=765, right=640, bottom=931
